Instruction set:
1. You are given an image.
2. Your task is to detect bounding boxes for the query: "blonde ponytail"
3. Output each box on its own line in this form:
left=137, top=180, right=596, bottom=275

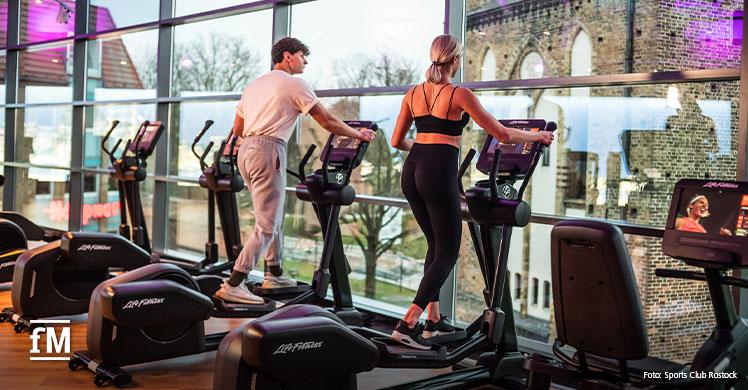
left=425, top=34, right=463, bottom=83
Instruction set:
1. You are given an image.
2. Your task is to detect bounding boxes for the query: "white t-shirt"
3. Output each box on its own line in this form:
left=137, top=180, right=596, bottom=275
left=235, top=70, right=319, bottom=142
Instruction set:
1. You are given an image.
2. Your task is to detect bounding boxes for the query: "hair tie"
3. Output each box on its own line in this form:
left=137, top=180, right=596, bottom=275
left=432, top=61, right=442, bottom=66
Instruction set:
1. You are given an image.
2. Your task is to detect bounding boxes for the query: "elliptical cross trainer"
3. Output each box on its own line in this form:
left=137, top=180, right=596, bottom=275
left=69, top=122, right=377, bottom=387
left=212, top=119, right=557, bottom=390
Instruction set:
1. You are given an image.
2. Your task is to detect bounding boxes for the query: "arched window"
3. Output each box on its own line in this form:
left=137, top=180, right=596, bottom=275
left=570, top=30, right=592, bottom=77
left=480, top=48, right=496, bottom=81
left=519, top=51, right=544, bottom=79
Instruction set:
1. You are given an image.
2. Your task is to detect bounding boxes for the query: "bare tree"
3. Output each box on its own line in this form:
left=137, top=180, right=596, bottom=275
left=333, top=52, right=419, bottom=89
left=334, top=51, right=420, bottom=298
left=134, top=32, right=263, bottom=93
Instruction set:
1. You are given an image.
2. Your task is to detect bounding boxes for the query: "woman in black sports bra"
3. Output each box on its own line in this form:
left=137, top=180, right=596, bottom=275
left=389, top=34, right=554, bottom=350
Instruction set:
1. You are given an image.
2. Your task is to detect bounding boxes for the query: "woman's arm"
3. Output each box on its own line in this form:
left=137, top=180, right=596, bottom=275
left=390, top=89, right=415, bottom=151
left=456, top=88, right=553, bottom=145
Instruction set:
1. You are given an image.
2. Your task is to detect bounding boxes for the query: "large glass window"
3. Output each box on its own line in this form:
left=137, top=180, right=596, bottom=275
left=290, top=0, right=444, bottom=89
left=16, top=105, right=72, bottom=167
left=465, top=1, right=743, bottom=81
left=86, top=29, right=158, bottom=101
left=462, top=81, right=739, bottom=224
left=455, top=79, right=737, bottom=363
left=20, top=0, right=75, bottom=45
left=89, top=0, right=159, bottom=32
left=171, top=10, right=272, bottom=97
left=19, top=42, right=73, bottom=103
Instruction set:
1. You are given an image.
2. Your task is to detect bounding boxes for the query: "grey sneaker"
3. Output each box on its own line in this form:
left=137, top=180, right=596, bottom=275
left=261, top=272, right=297, bottom=289
left=214, top=280, right=265, bottom=304
left=391, top=321, right=432, bottom=350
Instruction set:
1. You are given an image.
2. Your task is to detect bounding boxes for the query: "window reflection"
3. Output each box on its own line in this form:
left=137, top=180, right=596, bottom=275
left=20, top=44, right=73, bottom=104
left=20, top=0, right=75, bottom=45
left=86, top=30, right=158, bottom=101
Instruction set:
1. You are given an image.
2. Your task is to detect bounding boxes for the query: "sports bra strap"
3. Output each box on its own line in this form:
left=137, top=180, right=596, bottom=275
left=447, top=86, right=460, bottom=120
left=428, top=84, right=449, bottom=114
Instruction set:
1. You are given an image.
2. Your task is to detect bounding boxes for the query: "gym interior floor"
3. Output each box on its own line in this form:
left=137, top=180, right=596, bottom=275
left=0, top=283, right=468, bottom=389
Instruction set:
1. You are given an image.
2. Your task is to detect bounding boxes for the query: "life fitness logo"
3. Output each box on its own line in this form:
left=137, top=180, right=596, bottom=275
left=122, top=297, right=166, bottom=310
left=29, top=320, right=71, bottom=361
left=76, top=244, right=113, bottom=252
left=273, top=340, right=323, bottom=355
left=703, top=182, right=739, bottom=189
left=0, top=260, right=15, bottom=270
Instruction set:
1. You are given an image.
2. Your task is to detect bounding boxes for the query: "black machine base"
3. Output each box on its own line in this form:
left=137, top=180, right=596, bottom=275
left=0, top=307, right=38, bottom=333
left=69, top=351, right=133, bottom=388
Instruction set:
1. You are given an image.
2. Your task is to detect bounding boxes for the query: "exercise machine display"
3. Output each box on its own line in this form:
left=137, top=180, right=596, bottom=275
left=212, top=119, right=556, bottom=390
left=526, top=178, right=748, bottom=389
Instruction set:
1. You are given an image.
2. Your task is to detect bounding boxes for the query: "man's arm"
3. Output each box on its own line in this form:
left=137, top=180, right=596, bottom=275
left=232, top=114, right=244, bottom=137
left=308, top=102, right=375, bottom=142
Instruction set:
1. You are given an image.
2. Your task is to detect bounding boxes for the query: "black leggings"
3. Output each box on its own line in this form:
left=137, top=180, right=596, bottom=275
left=402, top=143, right=461, bottom=310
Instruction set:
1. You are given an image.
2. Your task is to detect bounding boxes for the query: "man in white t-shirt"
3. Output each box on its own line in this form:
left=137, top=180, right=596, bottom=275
left=214, top=37, right=376, bottom=304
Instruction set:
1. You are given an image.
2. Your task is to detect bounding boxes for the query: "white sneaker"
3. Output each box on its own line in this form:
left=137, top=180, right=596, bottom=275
left=261, top=272, right=297, bottom=289
left=214, top=280, right=265, bottom=305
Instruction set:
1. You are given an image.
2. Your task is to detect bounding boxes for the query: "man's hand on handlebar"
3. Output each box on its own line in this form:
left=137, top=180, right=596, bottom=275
left=539, top=131, right=554, bottom=145
left=357, top=128, right=377, bottom=142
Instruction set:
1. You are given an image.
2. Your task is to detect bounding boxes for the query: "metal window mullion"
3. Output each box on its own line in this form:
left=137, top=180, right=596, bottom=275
left=271, top=1, right=290, bottom=69
left=151, top=0, right=174, bottom=253
left=68, top=0, right=90, bottom=230
left=438, top=0, right=466, bottom=321
left=3, top=0, right=20, bottom=210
